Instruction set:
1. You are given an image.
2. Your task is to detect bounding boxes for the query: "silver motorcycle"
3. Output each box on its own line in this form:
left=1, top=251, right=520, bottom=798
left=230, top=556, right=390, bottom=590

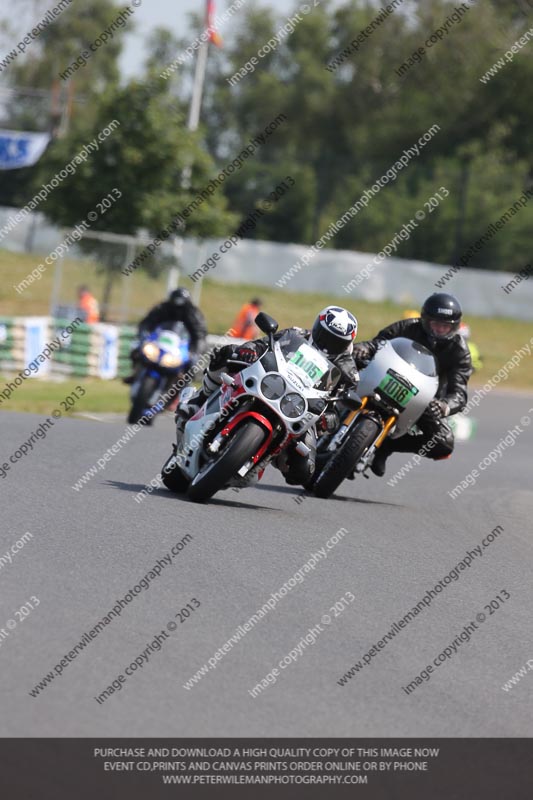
left=309, top=337, right=439, bottom=498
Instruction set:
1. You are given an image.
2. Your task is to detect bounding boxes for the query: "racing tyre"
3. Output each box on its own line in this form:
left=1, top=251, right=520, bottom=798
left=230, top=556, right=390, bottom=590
left=128, top=375, right=159, bottom=425
left=161, top=449, right=190, bottom=494
left=187, top=420, right=266, bottom=503
left=312, top=417, right=380, bottom=499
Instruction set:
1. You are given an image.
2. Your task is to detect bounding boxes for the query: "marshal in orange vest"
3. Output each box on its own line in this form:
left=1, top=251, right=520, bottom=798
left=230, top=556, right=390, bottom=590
left=230, top=298, right=262, bottom=340
left=77, top=285, right=100, bottom=324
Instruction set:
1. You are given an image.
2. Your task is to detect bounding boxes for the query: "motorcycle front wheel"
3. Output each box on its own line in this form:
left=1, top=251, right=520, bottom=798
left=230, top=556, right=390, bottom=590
left=127, top=375, right=159, bottom=425
left=161, top=448, right=190, bottom=494
left=187, top=420, right=266, bottom=503
left=312, top=416, right=381, bottom=499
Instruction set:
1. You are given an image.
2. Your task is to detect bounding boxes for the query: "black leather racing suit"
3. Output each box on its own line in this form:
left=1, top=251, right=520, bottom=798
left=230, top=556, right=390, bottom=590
left=353, top=318, right=472, bottom=460
left=139, top=300, right=207, bottom=357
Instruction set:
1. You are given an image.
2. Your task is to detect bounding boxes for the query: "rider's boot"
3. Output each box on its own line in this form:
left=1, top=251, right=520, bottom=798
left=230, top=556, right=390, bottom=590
left=175, top=388, right=209, bottom=433
left=371, top=432, right=431, bottom=476
left=175, top=371, right=223, bottom=433
left=370, top=439, right=395, bottom=476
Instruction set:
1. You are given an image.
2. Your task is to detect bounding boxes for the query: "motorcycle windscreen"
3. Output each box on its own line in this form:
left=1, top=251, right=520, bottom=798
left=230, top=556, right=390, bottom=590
left=388, top=337, right=437, bottom=377
left=157, top=330, right=182, bottom=350
left=274, top=330, right=340, bottom=390
left=156, top=324, right=190, bottom=366
left=159, top=320, right=191, bottom=341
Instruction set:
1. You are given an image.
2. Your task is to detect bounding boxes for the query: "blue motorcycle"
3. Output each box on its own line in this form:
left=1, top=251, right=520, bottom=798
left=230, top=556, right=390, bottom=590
left=128, top=325, right=191, bottom=425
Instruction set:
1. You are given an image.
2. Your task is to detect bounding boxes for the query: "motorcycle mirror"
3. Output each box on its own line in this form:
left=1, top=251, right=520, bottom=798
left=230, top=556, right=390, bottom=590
left=255, top=312, right=278, bottom=335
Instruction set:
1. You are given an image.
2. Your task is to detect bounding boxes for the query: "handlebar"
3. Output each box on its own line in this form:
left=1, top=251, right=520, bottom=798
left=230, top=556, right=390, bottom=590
left=226, top=358, right=256, bottom=367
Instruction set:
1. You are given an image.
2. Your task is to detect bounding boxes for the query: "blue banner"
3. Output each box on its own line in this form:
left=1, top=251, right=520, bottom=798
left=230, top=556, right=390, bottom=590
left=0, top=129, right=50, bottom=170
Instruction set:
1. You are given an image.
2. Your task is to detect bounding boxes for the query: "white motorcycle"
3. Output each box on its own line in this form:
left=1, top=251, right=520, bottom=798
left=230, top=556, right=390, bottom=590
left=160, top=313, right=356, bottom=503
left=309, top=337, right=439, bottom=498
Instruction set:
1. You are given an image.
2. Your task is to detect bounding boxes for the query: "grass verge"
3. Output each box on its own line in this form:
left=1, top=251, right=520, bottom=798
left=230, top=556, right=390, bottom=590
left=1, top=249, right=533, bottom=406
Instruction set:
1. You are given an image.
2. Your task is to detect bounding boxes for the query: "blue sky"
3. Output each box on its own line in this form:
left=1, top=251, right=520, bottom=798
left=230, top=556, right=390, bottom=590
left=0, top=1, right=345, bottom=79
left=121, top=0, right=339, bottom=76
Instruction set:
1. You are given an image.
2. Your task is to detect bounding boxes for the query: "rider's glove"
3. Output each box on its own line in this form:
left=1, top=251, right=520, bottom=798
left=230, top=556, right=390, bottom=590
left=426, top=399, right=450, bottom=420
left=341, top=365, right=360, bottom=388
left=353, top=342, right=377, bottom=367
left=231, top=346, right=258, bottom=364
left=209, top=345, right=234, bottom=370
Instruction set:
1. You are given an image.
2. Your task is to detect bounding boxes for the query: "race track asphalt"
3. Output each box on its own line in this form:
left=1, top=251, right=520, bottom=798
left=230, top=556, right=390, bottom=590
left=1, top=390, right=532, bottom=736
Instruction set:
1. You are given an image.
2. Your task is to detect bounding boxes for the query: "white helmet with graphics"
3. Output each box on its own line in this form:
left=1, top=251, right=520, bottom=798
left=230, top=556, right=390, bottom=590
left=311, top=306, right=358, bottom=357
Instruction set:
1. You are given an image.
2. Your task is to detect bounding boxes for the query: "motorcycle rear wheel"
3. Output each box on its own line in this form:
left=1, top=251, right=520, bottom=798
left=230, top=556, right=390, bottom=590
left=187, top=420, right=266, bottom=503
left=312, top=416, right=381, bottom=499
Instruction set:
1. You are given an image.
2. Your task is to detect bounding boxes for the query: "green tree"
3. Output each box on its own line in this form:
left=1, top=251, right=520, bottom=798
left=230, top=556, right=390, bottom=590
left=2, top=0, right=131, bottom=97
left=196, top=0, right=533, bottom=272
left=0, top=0, right=132, bottom=208
left=34, top=79, right=237, bottom=316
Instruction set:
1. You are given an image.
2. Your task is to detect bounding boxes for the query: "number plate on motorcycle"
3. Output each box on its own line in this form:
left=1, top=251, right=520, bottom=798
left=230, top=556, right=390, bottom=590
left=159, top=331, right=179, bottom=344
left=289, top=343, right=328, bottom=387
left=378, top=370, right=419, bottom=408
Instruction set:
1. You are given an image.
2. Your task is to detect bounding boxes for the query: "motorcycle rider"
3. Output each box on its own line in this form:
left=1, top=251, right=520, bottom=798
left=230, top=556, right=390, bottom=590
left=404, top=309, right=482, bottom=371
left=124, top=288, right=207, bottom=384
left=352, top=293, right=472, bottom=476
left=177, top=306, right=359, bottom=486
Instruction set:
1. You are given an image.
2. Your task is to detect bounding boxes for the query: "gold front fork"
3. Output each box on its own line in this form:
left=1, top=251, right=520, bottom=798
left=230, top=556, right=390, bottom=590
left=341, top=398, right=395, bottom=449
left=342, top=395, right=368, bottom=428
left=374, top=415, right=397, bottom=448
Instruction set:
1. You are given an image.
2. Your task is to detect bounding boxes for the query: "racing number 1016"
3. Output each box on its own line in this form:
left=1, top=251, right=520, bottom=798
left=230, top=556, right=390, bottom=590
left=381, top=376, right=409, bottom=404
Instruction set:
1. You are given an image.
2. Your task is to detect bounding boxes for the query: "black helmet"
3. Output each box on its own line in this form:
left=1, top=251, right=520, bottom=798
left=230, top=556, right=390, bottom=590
left=421, top=293, right=462, bottom=341
left=169, top=288, right=191, bottom=306
left=311, top=306, right=358, bottom=357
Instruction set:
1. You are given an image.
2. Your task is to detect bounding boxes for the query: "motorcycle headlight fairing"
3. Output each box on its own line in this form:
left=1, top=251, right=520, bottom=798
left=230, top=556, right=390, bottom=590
left=160, top=352, right=183, bottom=368
left=142, top=342, right=159, bottom=362
left=261, top=374, right=286, bottom=400
left=280, top=392, right=306, bottom=418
